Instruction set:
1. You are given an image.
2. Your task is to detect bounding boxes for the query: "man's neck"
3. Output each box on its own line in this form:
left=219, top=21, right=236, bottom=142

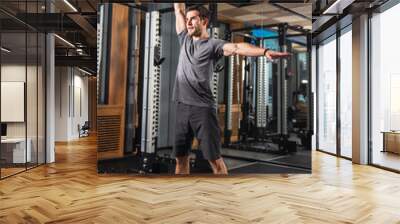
left=192, top=32, right=209, bottom=41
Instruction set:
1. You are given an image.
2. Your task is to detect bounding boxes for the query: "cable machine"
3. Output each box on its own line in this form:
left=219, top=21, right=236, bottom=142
left=223, top=23, right=312, bottom=155
left=97, top=5, right=170, bottom=174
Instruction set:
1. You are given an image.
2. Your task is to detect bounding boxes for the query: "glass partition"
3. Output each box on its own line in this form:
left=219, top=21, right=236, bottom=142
left=0, top=1, right=46, bottom=179
left=1, top=30, right=28, bottom=177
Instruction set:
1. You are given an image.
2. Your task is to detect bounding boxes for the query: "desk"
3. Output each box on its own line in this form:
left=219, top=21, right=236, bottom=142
left=382, top=131, right=400, bottom=154
left=1, top=138, right=31, bottom=163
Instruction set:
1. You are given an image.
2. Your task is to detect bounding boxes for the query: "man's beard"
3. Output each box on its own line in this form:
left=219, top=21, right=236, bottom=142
left=189, top=26, right=202, bottom=37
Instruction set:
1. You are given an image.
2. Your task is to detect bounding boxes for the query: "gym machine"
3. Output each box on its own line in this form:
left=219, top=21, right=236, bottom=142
left=223, top=23, right=313, bottom=155
left=139, top=11, right=163, bottom=173
left=97, top=3, right=312, bottom=174
left=97, top=5, right=170, bottom=174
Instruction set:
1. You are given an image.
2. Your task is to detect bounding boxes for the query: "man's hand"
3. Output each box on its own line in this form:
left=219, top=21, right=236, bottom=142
left=264, top=50, right=291, bottom=60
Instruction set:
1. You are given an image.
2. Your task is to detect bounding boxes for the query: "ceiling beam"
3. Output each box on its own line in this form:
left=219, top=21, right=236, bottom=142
left=67, top=13, right=97, bottom=42
left=55, top=55, right=96, bottom=69
left=271, top=3, right=312, bottom=21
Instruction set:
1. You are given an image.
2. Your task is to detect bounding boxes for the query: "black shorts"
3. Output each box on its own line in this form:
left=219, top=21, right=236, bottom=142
left=172, top=102, right=221, bottom=161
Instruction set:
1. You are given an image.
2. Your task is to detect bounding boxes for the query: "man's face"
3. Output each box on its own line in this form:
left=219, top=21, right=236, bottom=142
left=186, top=10, right=207, bottom=37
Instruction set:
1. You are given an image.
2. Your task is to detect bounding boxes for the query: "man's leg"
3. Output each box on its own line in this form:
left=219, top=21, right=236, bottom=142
left=208, top=157, right=228, bottom=175
left=172, top=102, right=193, bottom=175
left=190, top=105, right=227, bottom=174
left=175, top=155, right=190, bottom=174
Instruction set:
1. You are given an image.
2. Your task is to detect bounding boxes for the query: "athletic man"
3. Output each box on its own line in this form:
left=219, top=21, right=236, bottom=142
left=173, top=3, right=289, bottom=175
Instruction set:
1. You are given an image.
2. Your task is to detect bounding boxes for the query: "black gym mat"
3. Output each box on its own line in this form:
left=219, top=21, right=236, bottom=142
left=268, top=154, right=311, bottom=169
left=221, top=148, right=283, bottom=161
left=229, top=162, right=310, bottom=174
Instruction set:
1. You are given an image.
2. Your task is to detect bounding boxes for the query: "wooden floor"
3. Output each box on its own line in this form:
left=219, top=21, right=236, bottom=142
left=1, top=136, right=400, bottom=223
left=1, top=167, right=26, bottom=178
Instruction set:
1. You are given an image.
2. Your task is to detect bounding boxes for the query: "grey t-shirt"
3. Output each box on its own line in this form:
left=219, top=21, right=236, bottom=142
left=173, top=30, right=227, bottom=108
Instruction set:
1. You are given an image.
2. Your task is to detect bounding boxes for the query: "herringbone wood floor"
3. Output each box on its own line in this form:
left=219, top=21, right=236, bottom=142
left=1, top=136, right=400, bottom=224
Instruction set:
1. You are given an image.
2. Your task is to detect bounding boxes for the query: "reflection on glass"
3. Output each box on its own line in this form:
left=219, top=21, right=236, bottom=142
left=318, top=36, right=337, bottom=154
left=371, top=3, right=400, bottom=171
left=340, top=28, right=352, bottom=158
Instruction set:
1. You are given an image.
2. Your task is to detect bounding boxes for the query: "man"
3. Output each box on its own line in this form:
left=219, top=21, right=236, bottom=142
left=173, top=3, right=289, bottom=175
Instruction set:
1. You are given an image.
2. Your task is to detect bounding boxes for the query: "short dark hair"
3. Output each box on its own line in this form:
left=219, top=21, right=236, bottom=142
left=185, top=5, right=209, bottom=21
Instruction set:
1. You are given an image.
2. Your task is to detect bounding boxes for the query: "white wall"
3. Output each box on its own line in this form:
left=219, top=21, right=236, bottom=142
left=54, top=67, right=89, bottom=141
left=55, top=67, right=69, bottom=141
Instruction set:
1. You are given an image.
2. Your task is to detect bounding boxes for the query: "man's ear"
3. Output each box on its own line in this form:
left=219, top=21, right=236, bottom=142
left=203, top=18, right=209, bottom=27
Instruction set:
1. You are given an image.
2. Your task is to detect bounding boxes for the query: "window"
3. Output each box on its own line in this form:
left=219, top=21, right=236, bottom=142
left=340, top=26, right=352, bottom=158
left=370, top=2, right=400, bottom=171
left=317, top=35, right=337, bottom=154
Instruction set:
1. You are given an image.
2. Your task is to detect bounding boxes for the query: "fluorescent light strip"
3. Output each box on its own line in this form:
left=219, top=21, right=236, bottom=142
left=1, top=47, right=11, bottom=53
left=54, top=34, right=75, bottom=48
left=63, top=0, right=78, bottom=12
left=323, top=0, right=355, bottom=15
left=323, top=0, right=341, bottom=14
left=78, top=67, right=93, bottom=76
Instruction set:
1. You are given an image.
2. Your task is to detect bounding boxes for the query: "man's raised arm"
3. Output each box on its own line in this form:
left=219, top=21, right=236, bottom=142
left=174, top=3, right=186, bottom=35
left=222, top=42, right=290, bottom=60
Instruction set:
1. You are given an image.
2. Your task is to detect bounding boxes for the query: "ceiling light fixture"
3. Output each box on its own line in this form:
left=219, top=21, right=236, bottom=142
left=54, top=34, right=75, bottom=48
left=1, top=47, right=11, bottom=53
left=78, top=67, right=94, bottom=76
left=323, top=0, right=355, bottom=15
left=63, top=0, right=78, bottom=12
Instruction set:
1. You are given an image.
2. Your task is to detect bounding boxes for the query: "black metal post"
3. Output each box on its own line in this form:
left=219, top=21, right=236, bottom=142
left=336, top=24, right=341, bottom=156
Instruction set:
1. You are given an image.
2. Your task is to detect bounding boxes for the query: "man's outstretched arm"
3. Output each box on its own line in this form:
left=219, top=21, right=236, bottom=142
left=174, top=3, right=186, bottom=34
left=222, top=42, right=290, bottom=60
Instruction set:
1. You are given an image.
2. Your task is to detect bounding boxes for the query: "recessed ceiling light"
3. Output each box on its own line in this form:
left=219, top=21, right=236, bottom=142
left=1, top=47, right=11, bottom=53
